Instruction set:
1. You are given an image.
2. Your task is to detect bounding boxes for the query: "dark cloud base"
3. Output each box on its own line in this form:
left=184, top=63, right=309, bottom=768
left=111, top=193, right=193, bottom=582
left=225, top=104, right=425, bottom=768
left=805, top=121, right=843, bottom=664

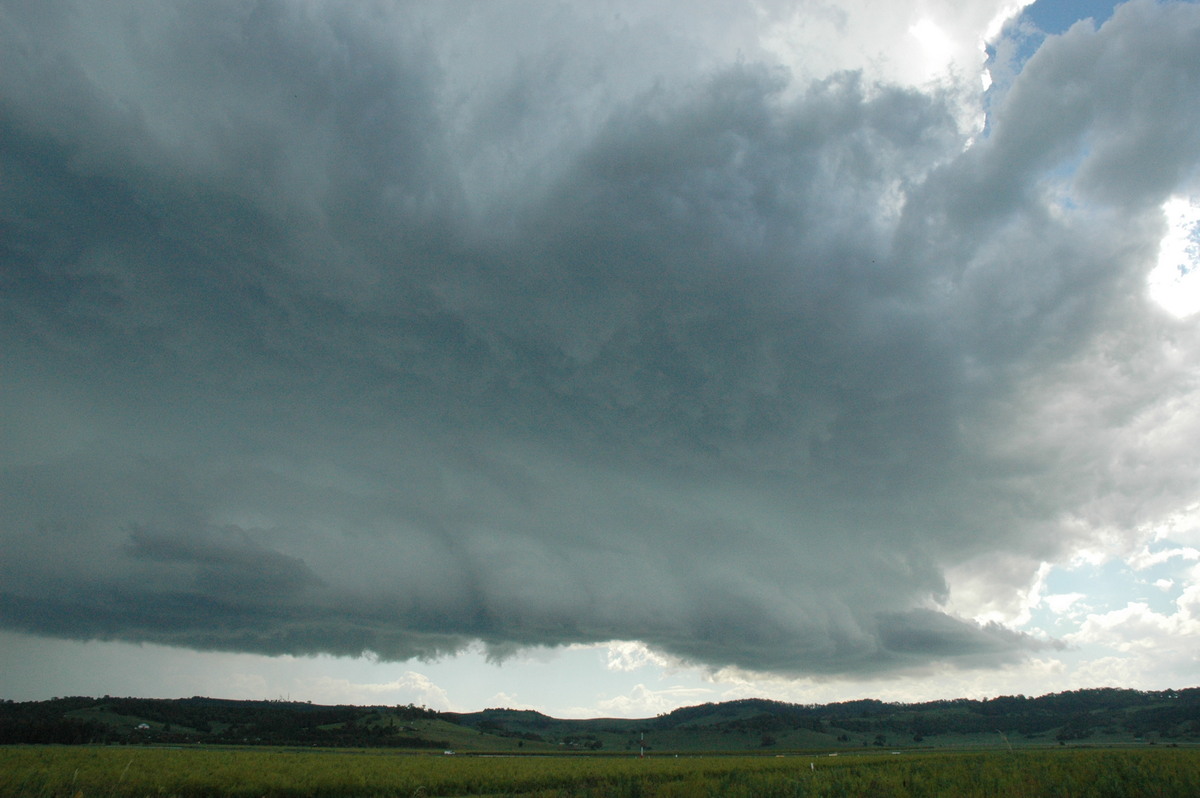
left=2, top=0, right=1199, bottom=678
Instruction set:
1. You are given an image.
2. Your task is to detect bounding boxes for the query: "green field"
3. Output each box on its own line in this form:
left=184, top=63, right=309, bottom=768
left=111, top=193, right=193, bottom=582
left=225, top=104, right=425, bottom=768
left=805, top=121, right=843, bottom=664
left=2, top=745, right=1198, bottom=797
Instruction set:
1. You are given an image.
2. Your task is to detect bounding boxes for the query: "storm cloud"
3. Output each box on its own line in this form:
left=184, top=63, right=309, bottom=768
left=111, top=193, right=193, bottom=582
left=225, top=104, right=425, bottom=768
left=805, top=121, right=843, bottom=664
left=3, top=0, right=1200, bottom=678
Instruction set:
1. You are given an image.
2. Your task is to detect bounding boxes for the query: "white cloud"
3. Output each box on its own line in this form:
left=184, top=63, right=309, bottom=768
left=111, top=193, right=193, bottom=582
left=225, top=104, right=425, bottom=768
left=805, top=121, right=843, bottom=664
left=759, top=0, right=1030, bottom=88
left=297, top=672, right=456, bottom=710
left=1069, top=562, right=1200, bottom=672
left=1129, top=544, right=1200, bottom=570
left=597, top=640, right=680, bottom=673
left=585, top=683, right=715, bottom=719
left=1043, top=592, right=1088, bottom=616
left=943, top=558, right=1050, bottom=627
left=1149, top=195, right=1200, bottom=317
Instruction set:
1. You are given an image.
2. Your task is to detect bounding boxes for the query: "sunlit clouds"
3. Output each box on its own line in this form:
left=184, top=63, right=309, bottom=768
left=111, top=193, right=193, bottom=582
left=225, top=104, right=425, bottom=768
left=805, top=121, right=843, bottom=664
left=1149, top=195, right=1200, bottom=317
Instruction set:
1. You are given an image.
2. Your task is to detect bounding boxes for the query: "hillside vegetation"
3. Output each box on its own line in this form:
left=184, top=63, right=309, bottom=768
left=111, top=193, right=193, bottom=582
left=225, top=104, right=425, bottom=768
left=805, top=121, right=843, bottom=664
left=1, top=687, right=1196, bottom=751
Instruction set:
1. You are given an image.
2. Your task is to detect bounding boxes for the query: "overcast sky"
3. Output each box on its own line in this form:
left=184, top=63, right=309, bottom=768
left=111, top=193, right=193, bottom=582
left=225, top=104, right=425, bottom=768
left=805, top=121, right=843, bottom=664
left=3, top=0, right=1200, bottom=717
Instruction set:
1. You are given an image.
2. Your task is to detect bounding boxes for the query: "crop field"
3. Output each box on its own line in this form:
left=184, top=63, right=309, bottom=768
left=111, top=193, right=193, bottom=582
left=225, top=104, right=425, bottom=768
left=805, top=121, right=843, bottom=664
left=1, top=745, right=1198, bottom=797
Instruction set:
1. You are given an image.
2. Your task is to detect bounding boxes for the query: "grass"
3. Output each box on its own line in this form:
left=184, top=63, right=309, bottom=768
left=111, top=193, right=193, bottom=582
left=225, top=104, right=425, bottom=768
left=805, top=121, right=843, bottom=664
left=1, top=744, right=1197, bottom=797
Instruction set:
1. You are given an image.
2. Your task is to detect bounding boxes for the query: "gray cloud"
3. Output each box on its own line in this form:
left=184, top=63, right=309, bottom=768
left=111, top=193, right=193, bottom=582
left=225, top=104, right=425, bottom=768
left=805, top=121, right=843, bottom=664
left=2, top=0, right=1199, bottom=678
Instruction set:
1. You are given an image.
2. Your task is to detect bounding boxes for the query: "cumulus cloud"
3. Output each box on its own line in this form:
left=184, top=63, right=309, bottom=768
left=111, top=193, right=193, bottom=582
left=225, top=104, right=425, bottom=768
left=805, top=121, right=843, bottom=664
left=1071, top=567, right=1200, bottom=654
left=2, top=0, right=1200, bottom=682
left=585, top=683, right=715, bottom=719
left=601, top=641, right=680, bottom=673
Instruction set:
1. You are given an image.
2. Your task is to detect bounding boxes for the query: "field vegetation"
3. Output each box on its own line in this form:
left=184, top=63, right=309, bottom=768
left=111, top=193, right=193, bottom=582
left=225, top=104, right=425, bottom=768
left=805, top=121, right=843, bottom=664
left=1, top=745, right=1198, bottom=797
left=2, top=689, right=1197, bottom=795
left=3, top=688, right=1197, bottom=750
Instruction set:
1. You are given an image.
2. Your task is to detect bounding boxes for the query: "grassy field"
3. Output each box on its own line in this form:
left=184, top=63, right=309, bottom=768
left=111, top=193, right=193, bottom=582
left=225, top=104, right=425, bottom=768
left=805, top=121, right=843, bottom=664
left=1, top=744, right=1198, bottom=797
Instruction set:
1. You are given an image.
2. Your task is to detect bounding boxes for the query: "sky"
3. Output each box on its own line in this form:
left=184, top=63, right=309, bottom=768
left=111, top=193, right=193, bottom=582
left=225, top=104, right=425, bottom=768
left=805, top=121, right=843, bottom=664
left=2, top=0, right=1200, bottom=718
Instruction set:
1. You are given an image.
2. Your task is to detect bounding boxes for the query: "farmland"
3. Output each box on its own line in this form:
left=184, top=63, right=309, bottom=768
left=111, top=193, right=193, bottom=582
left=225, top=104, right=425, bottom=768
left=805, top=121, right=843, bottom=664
left=2, top=745, right=1198, bottom=797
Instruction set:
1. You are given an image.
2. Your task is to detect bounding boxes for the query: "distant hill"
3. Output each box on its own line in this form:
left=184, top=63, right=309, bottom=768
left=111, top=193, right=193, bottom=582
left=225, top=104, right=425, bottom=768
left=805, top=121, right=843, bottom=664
left=2, top=688, right=1197, bottom=751
left=448, top=689, right=1200, bottom=752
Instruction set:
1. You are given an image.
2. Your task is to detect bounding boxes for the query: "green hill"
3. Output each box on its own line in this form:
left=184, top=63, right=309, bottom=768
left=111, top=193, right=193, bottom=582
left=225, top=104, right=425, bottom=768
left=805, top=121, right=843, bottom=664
left=2, top=687, right=1196, bottom=751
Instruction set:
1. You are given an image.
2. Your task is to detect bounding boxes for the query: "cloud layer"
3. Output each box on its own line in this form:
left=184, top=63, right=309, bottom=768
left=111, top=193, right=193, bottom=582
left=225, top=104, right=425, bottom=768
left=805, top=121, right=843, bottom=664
left=3, top=0, right=1200, bottom=679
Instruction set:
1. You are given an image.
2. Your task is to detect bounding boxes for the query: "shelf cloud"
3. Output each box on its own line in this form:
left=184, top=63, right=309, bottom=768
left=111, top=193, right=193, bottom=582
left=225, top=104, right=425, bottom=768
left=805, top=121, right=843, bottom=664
left=3, top=0, right=1200, bottom=679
